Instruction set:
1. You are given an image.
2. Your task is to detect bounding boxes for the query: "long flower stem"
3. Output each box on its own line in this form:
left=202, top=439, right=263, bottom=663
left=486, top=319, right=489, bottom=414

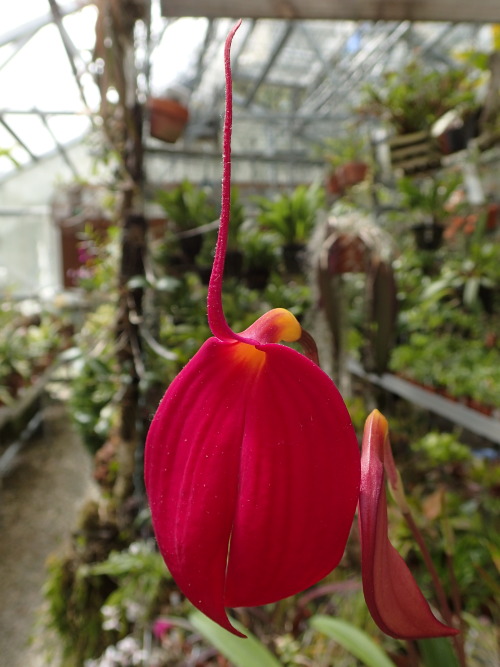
left=207, top=20, right=242, bottom=341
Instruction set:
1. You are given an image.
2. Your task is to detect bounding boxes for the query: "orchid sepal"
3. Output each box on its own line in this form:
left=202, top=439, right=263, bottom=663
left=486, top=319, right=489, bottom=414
left=145, top=332, right=360, bottom=636
left=358, top=410, right=459, bottom=639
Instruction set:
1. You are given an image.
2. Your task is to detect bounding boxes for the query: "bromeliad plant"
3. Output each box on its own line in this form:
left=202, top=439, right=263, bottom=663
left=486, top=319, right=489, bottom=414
left=144, top=21, right=458, bottom=643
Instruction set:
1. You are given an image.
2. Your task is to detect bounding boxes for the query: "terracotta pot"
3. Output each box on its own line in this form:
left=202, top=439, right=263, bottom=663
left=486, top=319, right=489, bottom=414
left=148, top=98, right=189, bottom=143
left=337, top=161, right=368, bottom=187
left=326, top=171, right=343, bottom=194
left=487, top=203, right=499, bottom=230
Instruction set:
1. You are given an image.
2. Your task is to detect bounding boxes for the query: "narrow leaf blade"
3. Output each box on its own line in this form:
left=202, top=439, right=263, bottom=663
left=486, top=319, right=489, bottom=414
left=189, top=610, right=281, bottom=667
left=418, top=637, right=460, bottom=667
left=310, top=615, right=396, bottom=667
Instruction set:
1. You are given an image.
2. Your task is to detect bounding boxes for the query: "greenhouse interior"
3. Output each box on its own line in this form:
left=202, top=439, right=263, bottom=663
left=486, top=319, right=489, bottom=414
left=1, top=1, right=499, bottom=666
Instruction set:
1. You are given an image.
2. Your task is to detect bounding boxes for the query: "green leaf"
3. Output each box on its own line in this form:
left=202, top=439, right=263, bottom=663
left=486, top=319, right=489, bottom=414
left=189, top=610, right=282, bottom=667
left=310, top=615, right=396, bottom=667
left=127, top=275, right=149, bottom=289
left=418, top=637, right=460, bottom=667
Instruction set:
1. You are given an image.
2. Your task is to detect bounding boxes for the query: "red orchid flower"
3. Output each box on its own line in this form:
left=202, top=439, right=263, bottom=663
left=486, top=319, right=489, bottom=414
left=145, top=21, right=458, bottom=640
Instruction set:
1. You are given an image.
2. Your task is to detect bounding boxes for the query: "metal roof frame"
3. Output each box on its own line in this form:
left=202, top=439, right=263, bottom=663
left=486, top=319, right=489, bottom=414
left=0, top=1, right=495, bottom=186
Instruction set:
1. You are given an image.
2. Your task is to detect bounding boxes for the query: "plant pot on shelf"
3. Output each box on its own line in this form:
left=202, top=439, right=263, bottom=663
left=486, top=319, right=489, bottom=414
left=148, top=98, right=189, bottom=143
left=412, top=221, right=444, bottom=250
left=282, top=243, right=306, bottom=274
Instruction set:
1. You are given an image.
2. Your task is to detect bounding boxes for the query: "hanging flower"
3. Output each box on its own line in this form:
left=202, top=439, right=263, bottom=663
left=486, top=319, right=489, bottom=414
left=359, top=410, right=458, bottom=639
left=145, top=21, right=458, bottom=640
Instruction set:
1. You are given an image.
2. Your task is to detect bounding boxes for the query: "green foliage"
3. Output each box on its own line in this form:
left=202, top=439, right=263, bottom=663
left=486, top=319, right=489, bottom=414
left=189, top=610, right=282, bottom=667
left=44, top=551, right=119, bottom=665
left=83, top=542, right=170, bottom=632
left=310, top=616, right=396, bottom=667
left=389, top=227, right=500, bottom=406
left=68, top=305, right=122, bottom=453
left=241, top=229, right=280, bottom=271
left=0, top=304, right=73, bottom=406
left=73, top=224, right=120, bottom=294
left=155, top=180, right=217, bottom=231
left=359, top=60, right=480, bottom=133
left=411, top=432, right=472, bottom=466
left=418, top=637, right=460, bottom=667
left=397, top=172, right=463, bottom=223
left=319, top=132, right=370, bottom=169
left=255, top=183, right=325, bottom=245
left=228, top=186, right=247, bottom=248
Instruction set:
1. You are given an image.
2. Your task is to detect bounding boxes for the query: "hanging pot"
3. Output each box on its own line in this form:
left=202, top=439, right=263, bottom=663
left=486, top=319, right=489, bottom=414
left=337, top=161, right=368, bottom=188
left=148, top=98, right=189, bottom=143
left=326, top=171, right=343, bottom=195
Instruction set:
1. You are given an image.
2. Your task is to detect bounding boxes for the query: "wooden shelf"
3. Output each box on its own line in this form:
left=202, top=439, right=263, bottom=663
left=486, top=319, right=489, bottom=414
left=348, top=358, right=500, bottom=446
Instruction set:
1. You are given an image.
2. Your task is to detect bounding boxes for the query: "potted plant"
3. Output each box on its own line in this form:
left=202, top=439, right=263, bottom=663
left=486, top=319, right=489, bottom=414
left=321, top=133, right=370, bottom=192
left=155, top=181, right=217, bottom=262
left=255, top=184, right=325, bottom=273
left=359, top=61, right=479, bottom=173
left=241, top=230, right=279, bottom=289
left=397, top=172, right=463, bottom=250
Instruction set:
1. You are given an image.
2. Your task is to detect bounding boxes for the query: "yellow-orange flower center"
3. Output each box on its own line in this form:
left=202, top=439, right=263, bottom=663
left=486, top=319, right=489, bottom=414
left=240, top=308, right=302, bottom=345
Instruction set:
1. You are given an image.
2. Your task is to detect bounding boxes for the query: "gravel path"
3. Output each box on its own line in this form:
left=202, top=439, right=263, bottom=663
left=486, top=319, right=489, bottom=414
left=0, top=401, right=97, bottom=667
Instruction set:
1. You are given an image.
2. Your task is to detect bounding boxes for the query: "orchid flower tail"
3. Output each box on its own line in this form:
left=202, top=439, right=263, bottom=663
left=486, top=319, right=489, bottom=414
left=207, top=19, right=242, bottom=343
left=358, top=410, right=459, bottom=639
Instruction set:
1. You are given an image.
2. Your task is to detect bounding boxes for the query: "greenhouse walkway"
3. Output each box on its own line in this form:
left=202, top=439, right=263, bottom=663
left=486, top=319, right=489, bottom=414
left=0, top=401, right=96, bottom=666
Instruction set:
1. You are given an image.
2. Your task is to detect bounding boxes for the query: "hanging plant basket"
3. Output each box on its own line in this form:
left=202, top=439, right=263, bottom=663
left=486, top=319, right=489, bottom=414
left=326, top=171, right=343, bottom=195
left=336, top=161, right=369, bottom=188
left=148, top=98, right=189, bottom=143
left=389, top=131, right=441, bottom=175
left=435, top=108, right=482, bottom=155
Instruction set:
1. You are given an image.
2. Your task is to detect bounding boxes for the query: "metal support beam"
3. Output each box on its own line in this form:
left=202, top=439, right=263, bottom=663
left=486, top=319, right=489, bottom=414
left=243, top=21, right=294, bottom=108
left=0, top=0, right=94, bottom=48
left=47, top=0, right=94, bottom=117
left=39, top=112, right=80, bottom=179
left=146, top=144, right=324, bottom=166
left=0, top=116, right=39, bottom=162
left=160, top=0, right=500, bottom=24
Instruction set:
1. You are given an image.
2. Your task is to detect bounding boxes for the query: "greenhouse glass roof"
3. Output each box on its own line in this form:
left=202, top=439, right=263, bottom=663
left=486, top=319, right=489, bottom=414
left=0, top=1, right=496, bottom=187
